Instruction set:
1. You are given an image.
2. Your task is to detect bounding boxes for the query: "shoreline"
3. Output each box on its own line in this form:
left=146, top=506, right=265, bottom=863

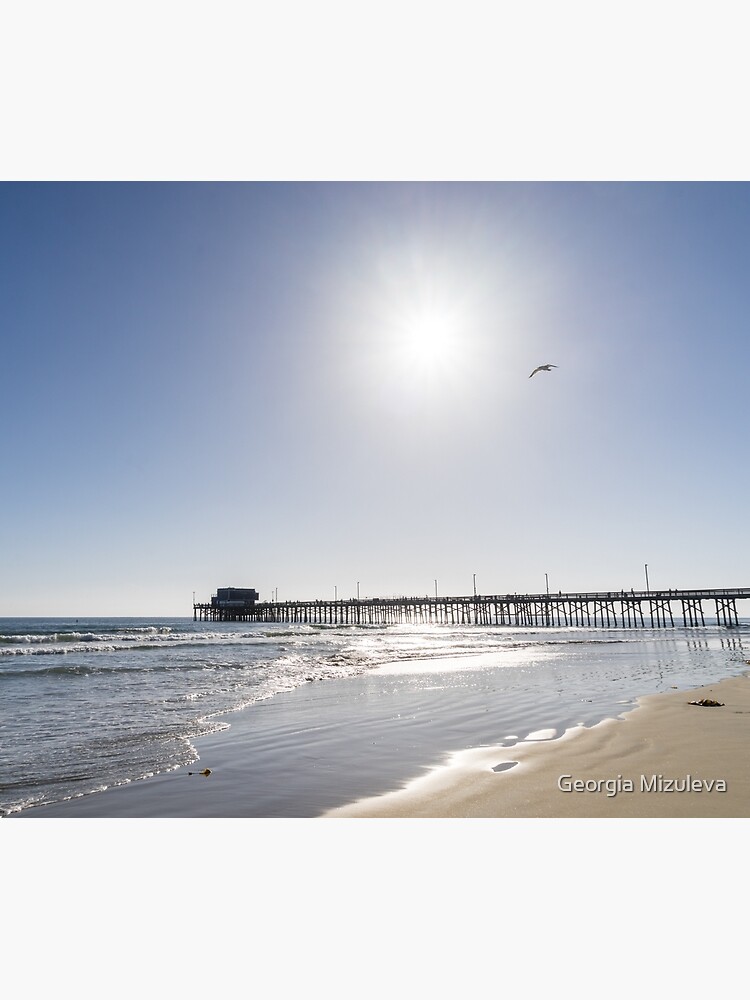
left=324, top=674, right=750, bottom=818
left=12, top=660, right=750, bottom=820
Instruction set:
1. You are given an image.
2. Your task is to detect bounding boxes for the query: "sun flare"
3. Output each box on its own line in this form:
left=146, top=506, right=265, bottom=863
left=394, top=305, right=463, bottom=381
left=347, top=246, right=485, bottom=416
left=399, top=311, right=459, bottom=371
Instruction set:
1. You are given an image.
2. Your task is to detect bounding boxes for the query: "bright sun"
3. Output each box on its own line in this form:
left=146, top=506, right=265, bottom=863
left=350, top=250, right=479, bottom=415
left=395, top=306, right=462, bottom=381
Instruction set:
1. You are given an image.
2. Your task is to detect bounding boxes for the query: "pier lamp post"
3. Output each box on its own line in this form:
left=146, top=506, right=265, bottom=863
left=473, top=573, right=477, bottom=597
left=545, top=574, right=549, bottom=595
left=335, top=586, right=337, bottom=601
left=645, top=564, right=650, bottom=593
left=357, top=581, right=360, bottom=600
left=434, top=579, right=438, bottom=599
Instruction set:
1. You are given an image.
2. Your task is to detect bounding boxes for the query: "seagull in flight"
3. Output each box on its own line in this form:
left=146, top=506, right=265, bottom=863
left=529, top=364, right=557, bottom=378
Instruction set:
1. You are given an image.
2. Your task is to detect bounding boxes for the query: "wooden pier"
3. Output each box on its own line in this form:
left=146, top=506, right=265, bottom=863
left=194, top=587, right=750, bottom=628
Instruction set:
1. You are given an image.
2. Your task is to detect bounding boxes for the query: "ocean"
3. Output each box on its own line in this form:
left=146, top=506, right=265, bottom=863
left=1, top=616, right=748, bottom=817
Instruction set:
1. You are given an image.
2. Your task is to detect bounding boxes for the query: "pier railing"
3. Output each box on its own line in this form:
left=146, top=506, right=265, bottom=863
left=194, top=587, right=750, bottom=628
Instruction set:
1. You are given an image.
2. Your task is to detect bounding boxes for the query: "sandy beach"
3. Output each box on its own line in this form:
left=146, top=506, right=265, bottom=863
left=325, top=674, right=750, bottom=818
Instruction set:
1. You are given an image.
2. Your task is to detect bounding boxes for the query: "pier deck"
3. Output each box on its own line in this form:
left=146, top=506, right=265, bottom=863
left=194, top=588, right=750, bottom=628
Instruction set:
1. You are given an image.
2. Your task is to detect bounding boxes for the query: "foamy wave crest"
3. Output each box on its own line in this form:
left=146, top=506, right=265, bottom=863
left=0, top=632, right=249, bottom=657
left=0, top=644, right=115, bottom=658
left=0, top=626, right=177, bottom=646
left=0, top=642, right=144, bottom=658
left=1, top=657, right=221, bottom=676
left=0, top=631, right=102, bottom=644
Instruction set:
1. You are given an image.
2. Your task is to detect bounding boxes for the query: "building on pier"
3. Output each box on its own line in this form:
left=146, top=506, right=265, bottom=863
left=212, top=587, right=259, bottom=608
left=196, top=586, right=260, bottom=622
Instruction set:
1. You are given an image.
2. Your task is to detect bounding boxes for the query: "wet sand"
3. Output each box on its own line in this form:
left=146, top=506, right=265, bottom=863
left=20, top=664, right=547, bottom=818
left=325, top=675, right=750, bottom=817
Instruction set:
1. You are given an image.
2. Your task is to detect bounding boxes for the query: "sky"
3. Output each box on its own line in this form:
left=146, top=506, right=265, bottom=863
left=2, top=181, right=749, bottom=615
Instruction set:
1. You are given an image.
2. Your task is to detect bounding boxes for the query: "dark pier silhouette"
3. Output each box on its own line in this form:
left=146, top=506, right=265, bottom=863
left=194, top=587, right=750, bottom=628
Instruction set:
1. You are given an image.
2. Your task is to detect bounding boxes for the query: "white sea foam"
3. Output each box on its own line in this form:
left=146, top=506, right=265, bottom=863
left=525, top=728, right=557, bottom=741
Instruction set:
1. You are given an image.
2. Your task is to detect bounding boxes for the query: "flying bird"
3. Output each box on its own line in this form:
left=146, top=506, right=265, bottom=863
left=529, top=364, right=557, bottom=378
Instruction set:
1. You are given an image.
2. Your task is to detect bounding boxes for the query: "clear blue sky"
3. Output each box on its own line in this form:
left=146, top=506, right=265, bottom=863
left=2, top=182, right=749, bottom=615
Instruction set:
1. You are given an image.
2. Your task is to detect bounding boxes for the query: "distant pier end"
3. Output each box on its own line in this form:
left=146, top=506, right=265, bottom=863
left=194, top=587, right=259, bottom=621
left=193, top=587, right=750, bottom=628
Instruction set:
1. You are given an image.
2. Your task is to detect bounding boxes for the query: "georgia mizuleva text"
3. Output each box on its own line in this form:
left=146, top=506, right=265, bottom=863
left=557, top=774, right=728, bottom=797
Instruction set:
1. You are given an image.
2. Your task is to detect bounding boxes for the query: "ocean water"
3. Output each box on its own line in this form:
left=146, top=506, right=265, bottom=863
left=1, top=616, right=748, bottom=817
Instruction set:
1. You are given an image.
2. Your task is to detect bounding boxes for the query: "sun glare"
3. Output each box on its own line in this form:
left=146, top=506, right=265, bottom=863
left=394, top=305, right=463, bottom=383
left=345, top=246, right=486, bottom=417
left=362, top=278, right=480, bottom=418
